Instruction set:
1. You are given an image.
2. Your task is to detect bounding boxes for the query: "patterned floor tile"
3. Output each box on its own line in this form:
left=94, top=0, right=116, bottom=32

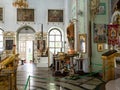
left=17, top=63, right=105, bottom=90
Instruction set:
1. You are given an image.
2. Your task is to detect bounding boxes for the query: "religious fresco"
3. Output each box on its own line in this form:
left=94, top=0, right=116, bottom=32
left=0, top=8, right=3, bottom=21
left=48, top=9, right=63, bottom=22
left=93, top=23, right=107, bottom=43
left=17, top=8, right=34, bottom=22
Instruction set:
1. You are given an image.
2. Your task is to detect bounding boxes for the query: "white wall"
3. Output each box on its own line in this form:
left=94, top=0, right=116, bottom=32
left=0, top=0, right=71, bottom=35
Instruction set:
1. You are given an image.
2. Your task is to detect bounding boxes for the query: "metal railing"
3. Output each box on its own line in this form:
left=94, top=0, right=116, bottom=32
left=24, top=75, right=50, bottom=90
left=24, top=75, right=30, bottom=90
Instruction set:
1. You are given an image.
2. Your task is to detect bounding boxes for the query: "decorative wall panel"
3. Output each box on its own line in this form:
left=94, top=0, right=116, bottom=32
left=48, top=9, right=63, bottom=22
left=17, top=8, right=34, bottom=22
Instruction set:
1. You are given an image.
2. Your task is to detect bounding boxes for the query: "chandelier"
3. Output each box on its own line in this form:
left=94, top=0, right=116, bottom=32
left=13, top=0, right=28, bottom=8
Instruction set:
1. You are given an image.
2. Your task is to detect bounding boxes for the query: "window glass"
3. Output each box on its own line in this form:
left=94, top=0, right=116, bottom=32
left=49, top=48, right=55, bottom=54
left=49, top=42, right=54, bottom=47
left=0, top=35, right=3, bottom=41
left=0, top=30, right=3, bottom=34
left=55, top=48, right=61, bottom=54
left=0, top=29, right=3, bottom=49
left=54, top=30, right=60, bottom=35
left=49, top=36, right=54, bottom=41
left=50, top=30, right=60, bottom=35
left=0, top=42, right=3, bottom=48
left=55, top=36, right=61, bottom=41
left=55, top=42, right=61, bottom=47
left=49, top=28, right=62, bottom=54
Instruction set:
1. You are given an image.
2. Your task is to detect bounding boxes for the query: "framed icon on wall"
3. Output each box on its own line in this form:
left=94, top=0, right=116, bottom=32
left=97, top=43, right=104, bottom=52
left=97, top=3, right=106, bottom=15
left=17, top=8, right=34, bottom=22
left=37, top=40, right=46, bottom=52
left=0, top=8, right=3, bottom=21
left=48, top=9, right=63, bottom=22
left=5, top=40, right=13, bottom=50
left=79, top=34, right=87, bottom=53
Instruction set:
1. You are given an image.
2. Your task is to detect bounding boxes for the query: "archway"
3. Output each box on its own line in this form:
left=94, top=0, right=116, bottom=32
left=48, top=27, right=64, bottom=54
left=17, top=25, right=35, bottom=63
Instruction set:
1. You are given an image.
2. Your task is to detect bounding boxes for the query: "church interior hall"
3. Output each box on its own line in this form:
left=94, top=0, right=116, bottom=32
left=0, top=0, right=120, bottom=90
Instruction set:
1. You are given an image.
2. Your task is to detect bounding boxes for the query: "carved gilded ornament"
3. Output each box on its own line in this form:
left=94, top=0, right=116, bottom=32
left=111, top=5, right=120, bottom=24
left=4, top=31, right=15, bottom=37
left=35, top=32, right=47, bottom=37
left=90, top=0, right=100, bottom=20
left=112, top=12, right=120, bottom=24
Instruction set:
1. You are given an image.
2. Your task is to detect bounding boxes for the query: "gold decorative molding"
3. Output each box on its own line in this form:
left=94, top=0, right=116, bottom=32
left=13, top=0, right=28, bottom=8
left=90, top=0, right=100, bottom=20
left=4, top=31, right=15, bottom=37
left=35, top=32, right=47, bottom=40
left=101, top=51, right=119, bottom=81
left=35, top=32, right=47, bottom=38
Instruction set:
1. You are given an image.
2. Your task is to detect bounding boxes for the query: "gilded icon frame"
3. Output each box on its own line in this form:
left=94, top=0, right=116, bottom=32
left=97, top=3, right=106, bottom=15
left=0, top=7, right=3, bottom=21
left=5, top=40, right=13, bottom=50
left=79, top=34, right=87, bottom=53
left=48, top=9, right=63, bottom=22
left=17, top=8, right=34, bottom=22
left=97, top=43, right=104, bottom=52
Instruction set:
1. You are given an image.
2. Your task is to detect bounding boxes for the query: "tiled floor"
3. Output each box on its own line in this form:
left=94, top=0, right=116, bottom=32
left=105, top=64, right=120, bottom=90
left=17, top=63, right=106, bottom=90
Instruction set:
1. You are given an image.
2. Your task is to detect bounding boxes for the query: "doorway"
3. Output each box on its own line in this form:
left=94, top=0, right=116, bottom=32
left=17, top=26, right=35, bottom=63
left=19, top=39, right=33, bottom=63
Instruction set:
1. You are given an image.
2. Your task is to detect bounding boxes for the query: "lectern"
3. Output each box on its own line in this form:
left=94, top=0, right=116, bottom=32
left=102, top=50, right=117, bottom=81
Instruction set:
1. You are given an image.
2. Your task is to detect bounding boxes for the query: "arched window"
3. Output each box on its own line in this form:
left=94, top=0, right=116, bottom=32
left=0, top=29, right=3, bottom=51
left=48, top=28, right=62, bottom=54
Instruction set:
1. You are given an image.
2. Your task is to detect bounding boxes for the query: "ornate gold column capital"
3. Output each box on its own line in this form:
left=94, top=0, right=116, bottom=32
left=90, top=0, right=100, bottom=20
